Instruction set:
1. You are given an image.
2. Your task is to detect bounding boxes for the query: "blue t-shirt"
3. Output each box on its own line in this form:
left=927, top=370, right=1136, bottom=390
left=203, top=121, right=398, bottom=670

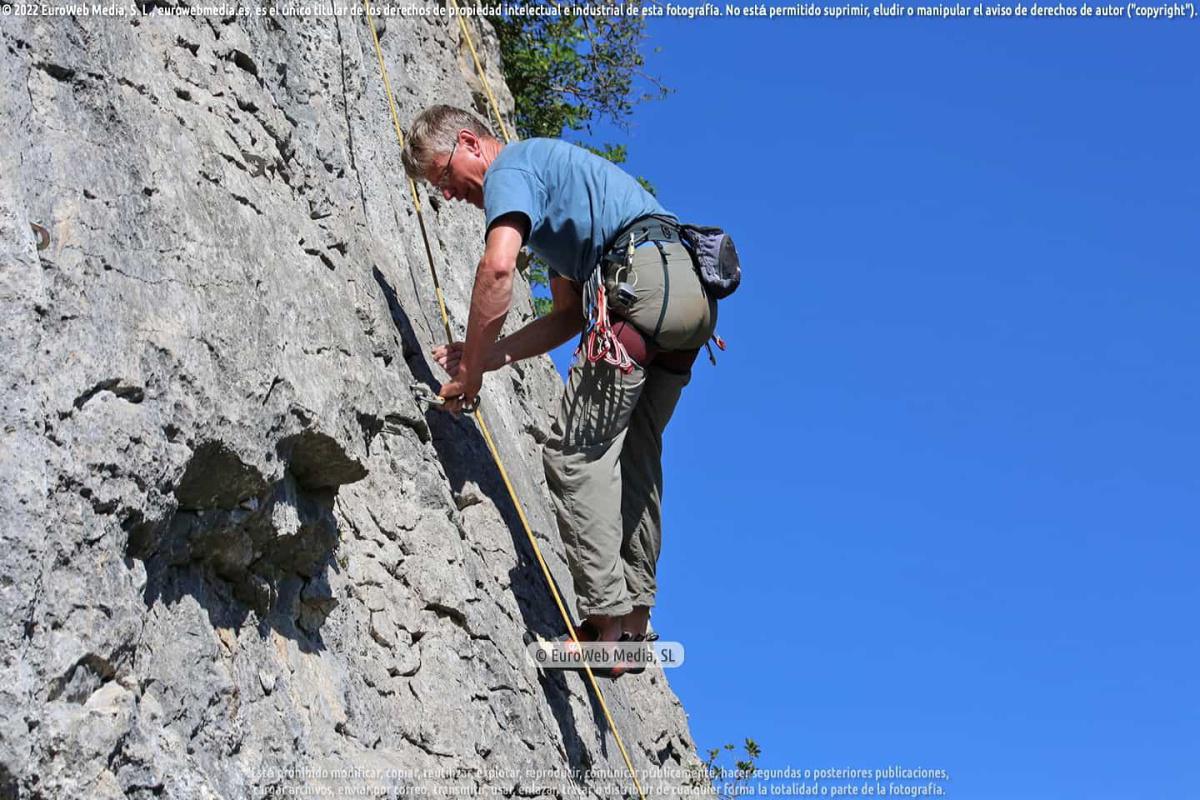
left=482, top=138, right=673, bottom=282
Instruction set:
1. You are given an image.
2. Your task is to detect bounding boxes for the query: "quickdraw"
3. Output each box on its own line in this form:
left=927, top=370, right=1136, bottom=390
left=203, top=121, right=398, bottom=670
left=410, top=381, right=480, bottom=415
left=580, top=283, right=636, bottom=375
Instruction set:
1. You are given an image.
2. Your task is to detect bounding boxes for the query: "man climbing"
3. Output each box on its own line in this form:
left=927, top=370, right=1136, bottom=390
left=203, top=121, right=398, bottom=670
left=401, top=105, right=717, bottom=668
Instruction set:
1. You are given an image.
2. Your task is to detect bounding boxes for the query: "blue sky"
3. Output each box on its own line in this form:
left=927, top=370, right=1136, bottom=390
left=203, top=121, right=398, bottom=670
left=543, top=11, right=1198, bottom=799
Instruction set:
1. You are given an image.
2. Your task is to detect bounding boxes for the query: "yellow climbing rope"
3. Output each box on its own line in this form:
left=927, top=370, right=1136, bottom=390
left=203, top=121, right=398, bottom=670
left=359, top=6, right=650, bottom=800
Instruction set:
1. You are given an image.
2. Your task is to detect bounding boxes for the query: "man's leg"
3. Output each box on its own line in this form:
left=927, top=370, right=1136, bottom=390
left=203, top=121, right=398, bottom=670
left=613, top=238, right=714, bottom=636
left=543, top=349, right=646, bottom=635
left=619, top=360, right=692, bottom=636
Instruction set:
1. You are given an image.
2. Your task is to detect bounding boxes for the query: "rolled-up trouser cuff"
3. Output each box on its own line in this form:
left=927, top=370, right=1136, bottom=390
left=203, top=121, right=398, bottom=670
left=578, top=600, right=635, bottom=619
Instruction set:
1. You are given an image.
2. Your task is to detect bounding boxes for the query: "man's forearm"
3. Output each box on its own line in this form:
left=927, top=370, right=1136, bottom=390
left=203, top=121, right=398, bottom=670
left=492, top=310, right=584, bottom=368
left=460, top=258, right=515, bottom=378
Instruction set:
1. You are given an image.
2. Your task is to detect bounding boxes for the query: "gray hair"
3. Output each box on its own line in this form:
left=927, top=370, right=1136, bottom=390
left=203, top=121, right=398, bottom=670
left=401, top=105, right=495, bottom=180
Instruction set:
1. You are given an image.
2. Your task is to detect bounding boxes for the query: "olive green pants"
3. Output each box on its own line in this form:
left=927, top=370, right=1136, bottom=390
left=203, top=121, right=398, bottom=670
left=543, top=240, right=717, bottom=618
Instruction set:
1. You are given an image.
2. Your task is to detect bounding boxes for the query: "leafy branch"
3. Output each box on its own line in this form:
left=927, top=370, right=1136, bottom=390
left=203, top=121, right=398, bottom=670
left=484, top=2, right=671, bottom=140
left=687, top=739, right=764, bottom=800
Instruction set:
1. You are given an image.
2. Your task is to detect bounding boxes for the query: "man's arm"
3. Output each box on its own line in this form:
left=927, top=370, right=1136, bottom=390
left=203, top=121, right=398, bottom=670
left=489, top=276, right=584, bottom=366
left=437, top=214, right=524, bottom=411
left=433, top=276, right=584, bottom=381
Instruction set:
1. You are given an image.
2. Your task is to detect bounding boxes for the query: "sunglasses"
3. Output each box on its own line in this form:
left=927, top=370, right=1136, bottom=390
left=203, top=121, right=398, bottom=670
left=434, top=138, right=458, bottom=192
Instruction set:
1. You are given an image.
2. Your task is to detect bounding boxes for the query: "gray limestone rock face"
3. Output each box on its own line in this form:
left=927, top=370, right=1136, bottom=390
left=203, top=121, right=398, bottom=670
left=0, top=9, right=714, bottom=800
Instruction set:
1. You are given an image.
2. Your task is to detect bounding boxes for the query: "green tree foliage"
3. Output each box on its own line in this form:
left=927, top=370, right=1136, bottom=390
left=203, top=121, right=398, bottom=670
left=483, top=1, right=669, bottom=315
left=484, top=3, right=670, bottom=140
left=524, top=259, right=554, bottom=317
left=688, top=739, right=765, bottom=799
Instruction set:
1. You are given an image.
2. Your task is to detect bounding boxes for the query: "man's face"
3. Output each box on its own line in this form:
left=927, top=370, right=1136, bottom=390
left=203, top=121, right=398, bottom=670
left=426, top=130, right=485, bottom=209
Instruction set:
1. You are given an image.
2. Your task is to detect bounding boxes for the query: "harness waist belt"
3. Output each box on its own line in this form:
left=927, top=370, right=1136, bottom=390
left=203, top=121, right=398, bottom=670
left=603, top=214, right=681, bottom=263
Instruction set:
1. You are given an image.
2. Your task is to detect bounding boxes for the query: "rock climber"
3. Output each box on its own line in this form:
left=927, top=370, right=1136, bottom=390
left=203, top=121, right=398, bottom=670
left=401, top=105, right=717, bottom=671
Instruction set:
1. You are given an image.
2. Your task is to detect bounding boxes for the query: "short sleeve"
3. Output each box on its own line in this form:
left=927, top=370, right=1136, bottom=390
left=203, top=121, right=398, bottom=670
left=483, top=168, right=545, bottom=245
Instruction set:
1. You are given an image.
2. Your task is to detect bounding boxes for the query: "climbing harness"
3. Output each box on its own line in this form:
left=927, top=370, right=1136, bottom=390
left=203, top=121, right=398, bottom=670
left=410, top=381, right=479, bottom=415
left=578, top=223, right=657, bottom=375
left=589, top=214, right=733, bottom=369
left=360, top=7, right=650, bottom=800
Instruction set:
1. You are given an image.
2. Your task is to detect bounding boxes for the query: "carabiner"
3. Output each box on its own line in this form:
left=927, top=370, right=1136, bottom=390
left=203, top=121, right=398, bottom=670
left=411, top=382, right=479, bottom=415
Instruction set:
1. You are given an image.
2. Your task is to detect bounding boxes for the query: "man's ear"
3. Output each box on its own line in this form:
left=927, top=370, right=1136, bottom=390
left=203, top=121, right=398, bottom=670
left=461, top=129, right=482, bottom=156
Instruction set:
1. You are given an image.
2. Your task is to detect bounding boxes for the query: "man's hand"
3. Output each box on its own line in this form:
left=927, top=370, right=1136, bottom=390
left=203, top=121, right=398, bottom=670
left=432, top=342, right=465, bottom=377
left=432, top=341, right=480, bottom=414
left=437, top=368, right=482, bottom=415
left=433, top=341, right=505, bottom=377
